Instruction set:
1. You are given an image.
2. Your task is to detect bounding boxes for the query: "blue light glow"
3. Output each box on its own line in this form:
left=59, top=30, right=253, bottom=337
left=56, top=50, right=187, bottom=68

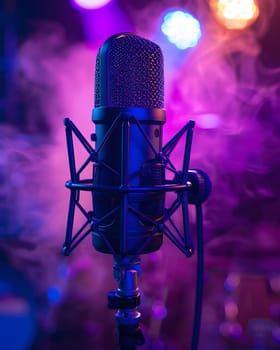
left=161, top=10, right=202, bottom=50
left=47, top=286, right=62, bottom=304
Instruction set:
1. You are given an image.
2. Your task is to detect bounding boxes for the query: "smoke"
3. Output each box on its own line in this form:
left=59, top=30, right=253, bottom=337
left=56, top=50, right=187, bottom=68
left=2, top=18, right=104, bottom=316
left=0, top=21, right=121, bottom=349
left=122, top=0, right=280, bottom=264
left=11, top=1, right=280, bottom=258
left=15, top=21, right=94, bottom=137
left=160, top=0, right=280, bottom=262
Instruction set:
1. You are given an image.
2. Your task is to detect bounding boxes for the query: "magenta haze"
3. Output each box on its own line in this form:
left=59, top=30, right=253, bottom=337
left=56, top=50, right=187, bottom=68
left=1, top=0, right=279, bottom=348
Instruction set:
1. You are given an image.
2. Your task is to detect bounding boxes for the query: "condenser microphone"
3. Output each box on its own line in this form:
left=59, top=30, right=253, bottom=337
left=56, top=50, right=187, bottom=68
left=62, top=32, right=211, bottom=350
left=92, top=33, right=166, bottom=256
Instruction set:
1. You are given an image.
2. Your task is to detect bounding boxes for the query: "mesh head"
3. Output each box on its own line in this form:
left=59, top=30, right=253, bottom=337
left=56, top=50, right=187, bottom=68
left=94, top=33, right=164, bottom=109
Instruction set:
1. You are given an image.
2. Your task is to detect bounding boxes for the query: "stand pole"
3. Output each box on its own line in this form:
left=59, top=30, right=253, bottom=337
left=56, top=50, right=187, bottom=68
left=108, top=257, right=145, bottom=349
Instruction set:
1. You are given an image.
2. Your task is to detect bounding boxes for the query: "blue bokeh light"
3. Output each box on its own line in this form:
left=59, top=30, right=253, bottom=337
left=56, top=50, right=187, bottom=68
left=161, top=10, right=202, bottom=50
left=47, top=286, right=62, bottom=304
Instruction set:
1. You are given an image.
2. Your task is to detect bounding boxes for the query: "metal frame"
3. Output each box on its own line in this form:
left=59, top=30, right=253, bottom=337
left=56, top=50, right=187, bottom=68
left=63, top=115, right=195, bottom=259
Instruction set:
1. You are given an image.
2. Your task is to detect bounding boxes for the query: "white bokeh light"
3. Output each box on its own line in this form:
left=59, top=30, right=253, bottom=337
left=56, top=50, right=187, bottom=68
left=71, top=0, right=111, bottom=10
left=161, top=10, right=202, bottom=50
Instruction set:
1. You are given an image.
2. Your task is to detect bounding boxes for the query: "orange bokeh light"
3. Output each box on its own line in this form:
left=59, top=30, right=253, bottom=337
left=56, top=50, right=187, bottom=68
left=210, top=0, right=260, bottom=30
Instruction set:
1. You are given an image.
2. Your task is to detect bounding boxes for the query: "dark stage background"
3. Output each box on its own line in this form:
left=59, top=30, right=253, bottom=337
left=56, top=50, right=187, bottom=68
left=1, top=0, right=280, bottom=349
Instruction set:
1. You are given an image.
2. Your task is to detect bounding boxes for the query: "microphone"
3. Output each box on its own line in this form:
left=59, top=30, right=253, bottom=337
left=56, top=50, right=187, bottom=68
left=92, top=33, right=166, bottom=256
left=62, top=32, right=211, bottom=350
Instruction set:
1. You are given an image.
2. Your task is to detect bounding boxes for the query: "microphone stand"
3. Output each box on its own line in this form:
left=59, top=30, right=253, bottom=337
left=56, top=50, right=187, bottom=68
left=108, top=257, right=145, bottom=350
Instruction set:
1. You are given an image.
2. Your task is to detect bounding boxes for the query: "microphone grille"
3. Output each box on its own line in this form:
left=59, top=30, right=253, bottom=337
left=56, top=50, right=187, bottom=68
left=95, top=33, right=164, bottom=109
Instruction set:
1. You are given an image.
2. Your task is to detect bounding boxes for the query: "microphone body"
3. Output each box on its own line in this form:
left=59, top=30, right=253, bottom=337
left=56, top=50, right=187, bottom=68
left=92, top=33, right=166, bottom=255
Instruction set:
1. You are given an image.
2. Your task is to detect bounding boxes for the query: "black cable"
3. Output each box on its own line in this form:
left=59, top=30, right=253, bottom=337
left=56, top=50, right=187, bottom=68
left=190, top=204, right=204, bottom=350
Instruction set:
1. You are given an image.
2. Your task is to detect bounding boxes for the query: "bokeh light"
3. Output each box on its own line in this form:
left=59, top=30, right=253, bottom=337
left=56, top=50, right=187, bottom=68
left=152, top=301, right=168, bottom=320
left=196, top=113, right=221, bottom=129
left=210, top=0, right=260, bottom=30
left=224, top=298, right=239, bottom=320
left=224, top=273, right=241, bottom=292
left=47, top=285, right=62, bottom=304
left=272, top=327, right=280, bottom=344
left=71, top=0, right=111, bottom=10
left=161, top=10, right=202, bottom=50
left=219, top=321, right=243, bottom=337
